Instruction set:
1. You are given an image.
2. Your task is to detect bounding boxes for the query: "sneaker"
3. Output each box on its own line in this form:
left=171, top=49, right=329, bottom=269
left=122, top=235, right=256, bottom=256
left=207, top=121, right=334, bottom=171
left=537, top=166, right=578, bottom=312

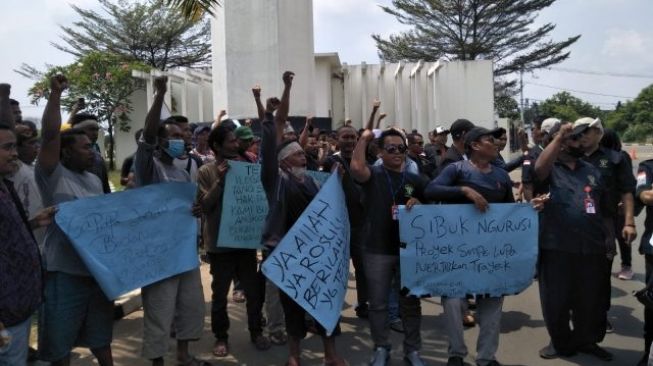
left=618, top=266, right=634, bottom=280
left=404, top=351, right=425, bottom=366
left=463, top=311, right=476, bottom=327
left=447, top=356, right=464, bottom=366
left=251, top=334, right=271, bottom=351
left=389, top=319, right=404, bottom=333
left=578, top=343, right=613, bottom=361
left=606, top=321, right=614, bottom=333
left=369, top=347, right=389, bottom=366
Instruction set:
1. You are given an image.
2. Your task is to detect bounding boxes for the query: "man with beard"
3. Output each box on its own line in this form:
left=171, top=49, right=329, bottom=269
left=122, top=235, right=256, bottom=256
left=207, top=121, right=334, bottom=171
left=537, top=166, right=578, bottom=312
left=69, top=113, right=111, bottom=193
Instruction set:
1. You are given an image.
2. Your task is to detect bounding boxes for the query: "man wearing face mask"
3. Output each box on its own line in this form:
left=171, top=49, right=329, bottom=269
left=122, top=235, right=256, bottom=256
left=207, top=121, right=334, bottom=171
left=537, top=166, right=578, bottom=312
left=134, top=76, right=208, bottom=366
left=260, top=71, right=346, bottom=366
left=534, top=123, right=613, bottom=361
left=574, top=117, right=637, bottom=334
left=165, top=116, right=203, bottom=183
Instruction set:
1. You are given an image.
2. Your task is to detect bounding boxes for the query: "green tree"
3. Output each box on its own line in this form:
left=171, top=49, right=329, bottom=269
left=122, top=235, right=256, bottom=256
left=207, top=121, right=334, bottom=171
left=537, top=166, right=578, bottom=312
left=373, top=0, right=580, bottom=76
left=54, top=0, right=211, bottom=70
left=606, top=84, right=653, bottom=140
left=538, top=92, right=603, bottom=122
left=164, top=0, right=219, bottom=21
left=19, top=52, right=151, bottom=169
left=495, top=94, right=520, bottom=120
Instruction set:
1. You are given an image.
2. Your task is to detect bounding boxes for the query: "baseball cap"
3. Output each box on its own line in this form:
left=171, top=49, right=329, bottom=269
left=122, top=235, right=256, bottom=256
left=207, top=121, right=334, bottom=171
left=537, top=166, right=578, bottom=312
left=433, top=126, right=450, bottom=135
left=572, top=117, right=603, bottom=136
left=235, top=126, right=254, bottom=140
left=450, top=119, right=475, bottom=139
left=464, top=127, right=503, bottom=147
left=541, top=118, right=561, bottom=135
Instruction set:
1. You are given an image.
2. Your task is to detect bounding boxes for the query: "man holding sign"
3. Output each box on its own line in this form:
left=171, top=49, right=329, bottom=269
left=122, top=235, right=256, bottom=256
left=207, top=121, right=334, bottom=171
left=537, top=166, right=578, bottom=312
left=34, top=75, right=115, bottom=366
left=195, top=124, right=270, bottom=357
left=424, top=127, right=545, bottom=366
left=134, top=77, right=207, bottom=366
left=350, top=125, right=427, bottom=366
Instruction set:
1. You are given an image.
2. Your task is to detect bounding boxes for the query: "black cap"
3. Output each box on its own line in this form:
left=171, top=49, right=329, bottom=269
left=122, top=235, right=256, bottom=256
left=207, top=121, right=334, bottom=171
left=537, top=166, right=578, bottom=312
left=450, top=119, right=475, bottom=139
left=464, top=127, right=503, bottom=147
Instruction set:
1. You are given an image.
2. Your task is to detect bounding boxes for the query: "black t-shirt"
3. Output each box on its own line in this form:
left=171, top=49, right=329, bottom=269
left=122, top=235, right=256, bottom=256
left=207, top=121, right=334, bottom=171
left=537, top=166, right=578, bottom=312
left=425, top=160, right=514, bottom=204
left=521, top=145, right=543, bottom=184
left=636, top=159, right=653, bottom=255
left=323, top=154, right=365, bottom=229
left=359, top=164, right=426, bottom=255
left=582, top=146, right=636, bottom=218
left=121, top=153, right=135, bottom=178
left=437, top=146, right=465, bottom=177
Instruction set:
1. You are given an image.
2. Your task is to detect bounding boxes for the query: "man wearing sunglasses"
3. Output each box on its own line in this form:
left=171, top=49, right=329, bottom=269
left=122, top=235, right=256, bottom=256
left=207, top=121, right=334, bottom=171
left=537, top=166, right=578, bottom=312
left=351, top=127, right=427, bottom=366
left=533, top=122, right=613, bottom=361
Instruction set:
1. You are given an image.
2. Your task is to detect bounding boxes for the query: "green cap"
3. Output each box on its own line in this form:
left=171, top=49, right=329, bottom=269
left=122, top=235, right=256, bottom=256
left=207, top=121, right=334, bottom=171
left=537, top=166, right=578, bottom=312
left=235, top=126, right=254, bottom=140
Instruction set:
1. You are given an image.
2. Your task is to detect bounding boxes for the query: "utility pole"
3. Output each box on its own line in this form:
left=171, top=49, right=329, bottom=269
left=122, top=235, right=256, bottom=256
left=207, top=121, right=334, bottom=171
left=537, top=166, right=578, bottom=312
left=519, top=66, right=525, bottom=125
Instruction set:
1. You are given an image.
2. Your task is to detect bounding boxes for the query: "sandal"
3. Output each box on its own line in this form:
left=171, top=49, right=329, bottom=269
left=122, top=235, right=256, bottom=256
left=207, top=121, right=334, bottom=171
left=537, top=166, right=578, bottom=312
left=285, top=356, right=301, bottom=366
left=251, top=334, right=271, bottom=351
left=178, top=356, right=213, bottom=366
left=462, top=312, right=476, bottom=327
left=269, top=331, right=288, bottom=345
left=212, top=340, right=229, bottom=357
left=232, top=290, right=246, bottom=303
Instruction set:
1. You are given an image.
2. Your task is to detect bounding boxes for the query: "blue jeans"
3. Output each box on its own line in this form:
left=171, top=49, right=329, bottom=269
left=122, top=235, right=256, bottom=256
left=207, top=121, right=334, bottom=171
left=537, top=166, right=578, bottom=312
left=0, top=317, right=31, bottom=366
left=387, top=273, right=400, bottom=324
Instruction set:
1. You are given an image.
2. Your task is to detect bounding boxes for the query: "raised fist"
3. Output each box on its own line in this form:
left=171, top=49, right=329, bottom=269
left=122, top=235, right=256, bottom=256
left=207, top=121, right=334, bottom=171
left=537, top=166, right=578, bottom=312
left=50, top=74, right=68, bottom=94
left=266, top=97, right=281, bottom=113
left=153, top=76, right=168, bottom=94
left=372, top=99, right=381, bottom=108
left=282, top=71, right=295, bottom=87
left=252, top=85, right=261, bottom=98
left=0, top=83, right=10, bottom=98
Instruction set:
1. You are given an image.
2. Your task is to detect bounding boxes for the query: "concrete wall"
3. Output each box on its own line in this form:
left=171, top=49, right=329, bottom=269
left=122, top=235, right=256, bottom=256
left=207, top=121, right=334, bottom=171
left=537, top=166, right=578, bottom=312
left=342, top=60, right=495, bottom=133
left=211, top=0, right=316, bottom=119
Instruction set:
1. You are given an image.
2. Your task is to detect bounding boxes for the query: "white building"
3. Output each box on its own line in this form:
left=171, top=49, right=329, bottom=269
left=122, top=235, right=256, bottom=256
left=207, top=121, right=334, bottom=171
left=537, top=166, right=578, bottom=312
left=113, top=0, right=495, bottom=167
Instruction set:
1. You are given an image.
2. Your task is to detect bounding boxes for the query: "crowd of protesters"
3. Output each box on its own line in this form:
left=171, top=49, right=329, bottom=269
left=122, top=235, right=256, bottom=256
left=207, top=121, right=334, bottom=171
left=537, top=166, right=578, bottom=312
left=1, top=70, right=652, bottom=366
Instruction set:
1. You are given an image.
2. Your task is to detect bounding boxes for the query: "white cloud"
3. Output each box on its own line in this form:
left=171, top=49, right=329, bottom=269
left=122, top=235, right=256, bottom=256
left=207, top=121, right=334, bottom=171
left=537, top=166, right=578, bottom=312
left=602, top=28, right=649, bottom=58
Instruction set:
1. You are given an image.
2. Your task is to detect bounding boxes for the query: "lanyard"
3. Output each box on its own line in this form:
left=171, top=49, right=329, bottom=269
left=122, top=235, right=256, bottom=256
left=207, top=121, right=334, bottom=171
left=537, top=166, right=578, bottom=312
left=383, top=167, right=406, bottom=205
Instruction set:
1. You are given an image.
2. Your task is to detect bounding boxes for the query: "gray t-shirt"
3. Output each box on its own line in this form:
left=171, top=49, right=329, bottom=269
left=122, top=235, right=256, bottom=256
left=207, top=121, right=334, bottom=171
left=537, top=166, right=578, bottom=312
left=35, top=163, right=103, bottom=276
left=134, top=140, right=190, bottom=185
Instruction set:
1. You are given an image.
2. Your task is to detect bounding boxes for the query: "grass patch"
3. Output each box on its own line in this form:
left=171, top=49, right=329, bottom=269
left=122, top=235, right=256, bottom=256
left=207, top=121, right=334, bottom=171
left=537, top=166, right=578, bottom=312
left=108, top=169, right=124, bottom=192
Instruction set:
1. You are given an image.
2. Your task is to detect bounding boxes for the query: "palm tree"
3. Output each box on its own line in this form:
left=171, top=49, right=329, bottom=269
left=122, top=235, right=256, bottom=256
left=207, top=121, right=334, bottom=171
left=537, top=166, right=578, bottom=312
left=164, top=0, right=220, bottom=22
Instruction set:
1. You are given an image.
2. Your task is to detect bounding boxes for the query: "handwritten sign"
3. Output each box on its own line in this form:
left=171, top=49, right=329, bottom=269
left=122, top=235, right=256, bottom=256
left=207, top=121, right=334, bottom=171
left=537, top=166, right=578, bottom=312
left=218, top=161, right=268, bottom=249
left=55, top=182, right=199, bottom=300
left=262, top=172, right=350, bottom=335
left=398, top=203, right=538, bottom=298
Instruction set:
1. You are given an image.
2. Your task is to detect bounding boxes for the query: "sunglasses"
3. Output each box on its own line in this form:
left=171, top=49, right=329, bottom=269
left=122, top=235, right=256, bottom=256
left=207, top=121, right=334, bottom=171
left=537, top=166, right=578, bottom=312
left=383, top=144, right=407, bottom=154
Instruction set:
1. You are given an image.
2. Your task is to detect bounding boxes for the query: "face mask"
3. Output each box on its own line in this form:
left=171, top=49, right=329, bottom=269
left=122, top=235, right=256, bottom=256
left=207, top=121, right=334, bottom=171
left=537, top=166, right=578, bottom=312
left=164, top=139, right=185, bottom=159
left=289, top=166, right=306, bottom=179
left=566, top=145, right=585, bottom=158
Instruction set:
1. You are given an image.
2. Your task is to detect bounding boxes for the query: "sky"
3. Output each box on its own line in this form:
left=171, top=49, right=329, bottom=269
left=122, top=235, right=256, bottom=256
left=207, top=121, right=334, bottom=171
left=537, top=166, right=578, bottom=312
left=1, top=0, right=652, bottom=121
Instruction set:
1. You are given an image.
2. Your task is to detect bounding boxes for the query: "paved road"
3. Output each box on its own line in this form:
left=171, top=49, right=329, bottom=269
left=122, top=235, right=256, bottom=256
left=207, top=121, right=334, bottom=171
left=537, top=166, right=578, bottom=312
left=64, top=155, right=651, bottom=366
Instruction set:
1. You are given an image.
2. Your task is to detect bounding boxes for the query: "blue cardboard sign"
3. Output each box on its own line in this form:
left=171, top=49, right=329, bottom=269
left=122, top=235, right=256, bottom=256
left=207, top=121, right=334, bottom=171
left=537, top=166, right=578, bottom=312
left=262, top=172, right=350, bottom=335
left=217, top=161, right=268, bottom=249
left=55, top=182, right=199, bottom=300
left=398, top=203, right=538, bottom=298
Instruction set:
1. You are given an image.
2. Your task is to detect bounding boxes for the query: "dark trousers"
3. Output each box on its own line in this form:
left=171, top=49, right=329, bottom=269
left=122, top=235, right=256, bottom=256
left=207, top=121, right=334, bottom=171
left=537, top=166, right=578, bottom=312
left=278, top=289, right=341, bottom=339
left=644, top=255, right=653, bottom=355
left=538, top=250, right=609, bottom=353
left=351, top=241, right=368, bottom=307
left=209, top=251, right=263, bottom=341
left=615, top=215, right=632, bottom=267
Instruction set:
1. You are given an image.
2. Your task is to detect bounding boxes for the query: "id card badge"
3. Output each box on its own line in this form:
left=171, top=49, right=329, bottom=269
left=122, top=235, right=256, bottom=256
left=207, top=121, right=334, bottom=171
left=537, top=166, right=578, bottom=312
left=584, top=198, right=596, bottom=214
left=391, top=205, right=399, bottom=221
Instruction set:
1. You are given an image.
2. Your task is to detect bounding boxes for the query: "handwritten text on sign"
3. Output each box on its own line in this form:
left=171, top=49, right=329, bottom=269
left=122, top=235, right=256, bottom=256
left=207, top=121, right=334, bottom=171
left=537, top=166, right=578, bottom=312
left=262, top=172, right=350, bottom=335
left=218, top=161, right=268, bottom=249
left=398, top=203, right=538, bottom=298
left=55, top=182, right=199, bottom=300
left=218, top=161, right=330, bottom=249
